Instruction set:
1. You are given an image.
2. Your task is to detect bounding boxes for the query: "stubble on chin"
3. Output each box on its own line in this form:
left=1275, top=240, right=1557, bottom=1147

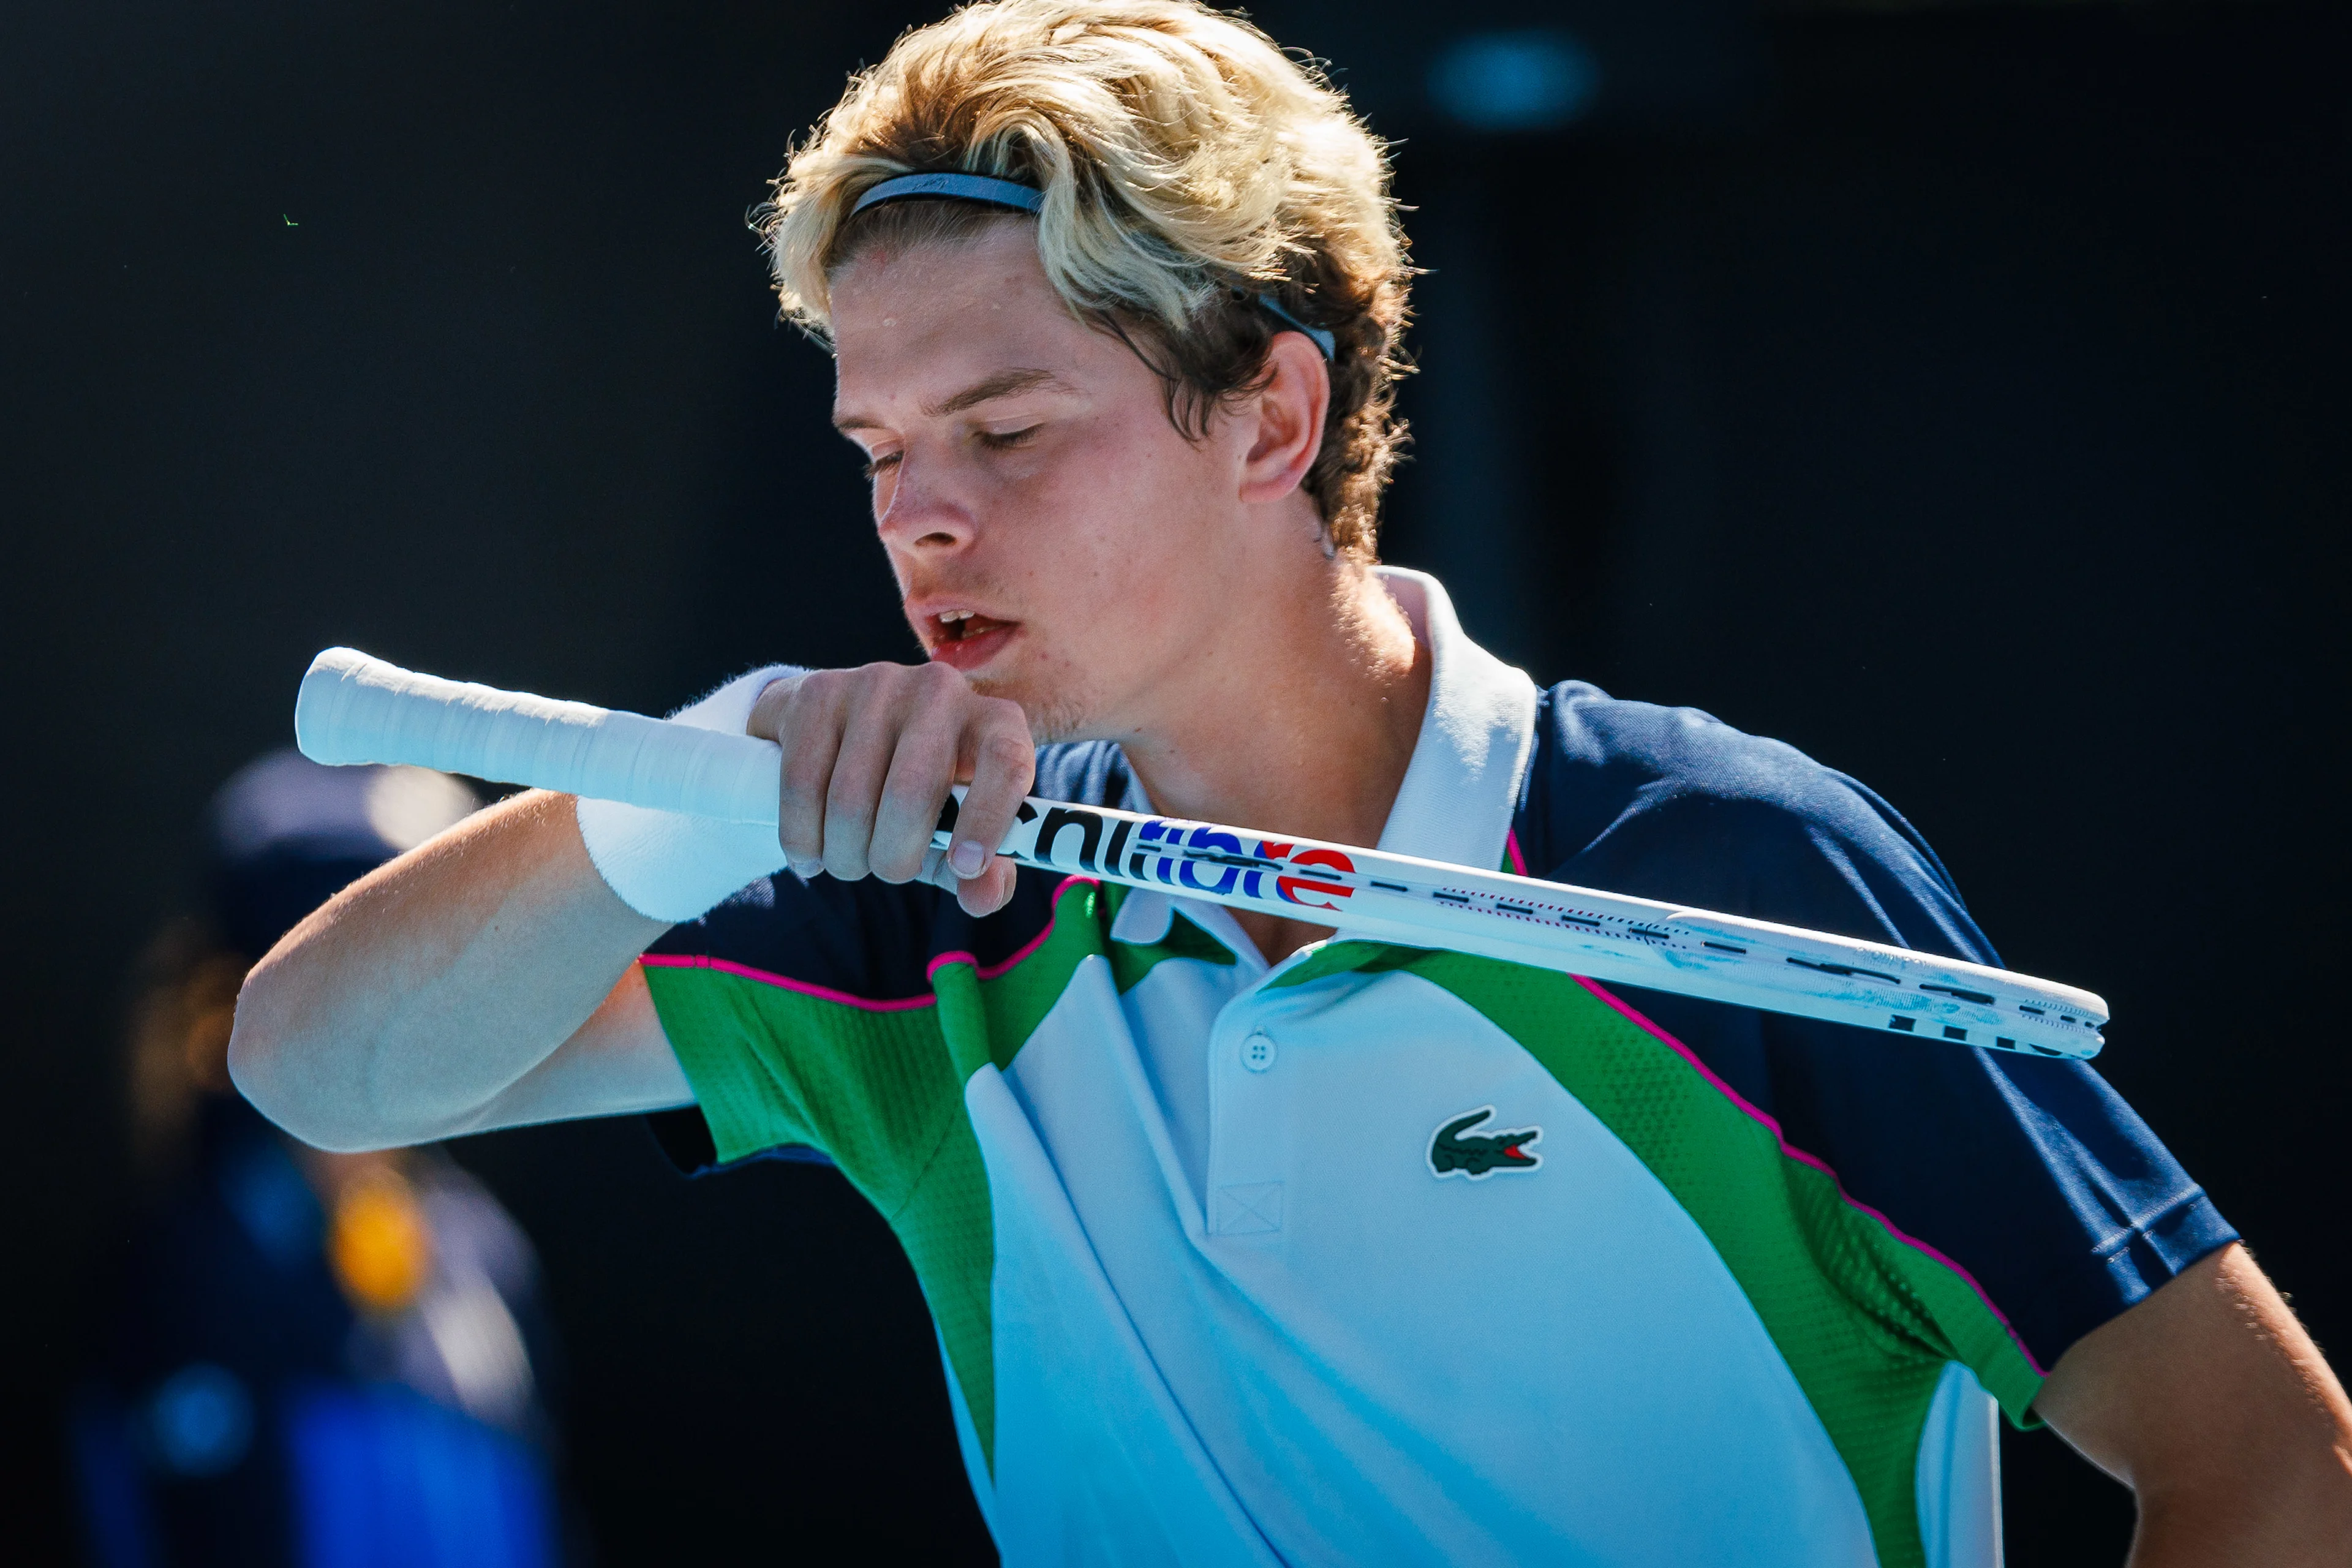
left=971, top=665, right=1099, bottom=747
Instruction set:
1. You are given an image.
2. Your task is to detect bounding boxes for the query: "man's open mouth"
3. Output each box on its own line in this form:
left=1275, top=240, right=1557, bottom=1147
left=927, top=609, right=1019, bottom=669
left=933, top=609, right=1014, bottom=644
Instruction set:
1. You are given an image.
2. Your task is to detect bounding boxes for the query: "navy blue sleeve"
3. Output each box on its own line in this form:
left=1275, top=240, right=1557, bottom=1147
left=1513, top=683, right=2236, bottom=1377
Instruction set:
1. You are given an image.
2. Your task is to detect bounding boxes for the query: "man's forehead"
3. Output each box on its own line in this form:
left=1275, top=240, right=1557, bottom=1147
left=829, top=224, right=1092, bottom=421
left=832, top=365, right=1082, bottom=431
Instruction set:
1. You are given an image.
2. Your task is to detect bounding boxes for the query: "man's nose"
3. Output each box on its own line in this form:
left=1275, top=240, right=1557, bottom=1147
left=875, top=450, right=976, bottom=552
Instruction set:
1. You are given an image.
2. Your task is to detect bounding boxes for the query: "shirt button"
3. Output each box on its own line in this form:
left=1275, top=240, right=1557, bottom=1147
left=1241, top=1030, right=1277, bottom=1072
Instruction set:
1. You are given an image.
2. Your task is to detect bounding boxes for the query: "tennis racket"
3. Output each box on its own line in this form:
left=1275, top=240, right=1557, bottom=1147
left=294, top=647, right=2108, bottom=1060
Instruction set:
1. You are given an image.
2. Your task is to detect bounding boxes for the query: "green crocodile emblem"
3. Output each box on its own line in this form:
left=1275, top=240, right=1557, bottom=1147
left=1428, top=1107, right=1542, bottom=1179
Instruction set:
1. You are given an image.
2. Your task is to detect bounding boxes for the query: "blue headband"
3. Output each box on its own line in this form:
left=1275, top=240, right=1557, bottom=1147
left=848, top=170, right=1337, bottom=360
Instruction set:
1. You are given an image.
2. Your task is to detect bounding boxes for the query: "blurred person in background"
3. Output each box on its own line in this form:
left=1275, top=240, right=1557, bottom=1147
left=70, top=752, right=564, bottom=1568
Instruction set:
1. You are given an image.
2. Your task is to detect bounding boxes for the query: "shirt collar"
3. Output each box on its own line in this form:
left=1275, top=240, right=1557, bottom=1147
left=1369, top=567, right=1540, bottom=875
left=1107, top=567, right=1539, bottom=956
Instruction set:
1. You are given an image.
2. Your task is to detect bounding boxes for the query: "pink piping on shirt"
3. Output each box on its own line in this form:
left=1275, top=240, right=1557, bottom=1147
left=1505, top=829, right=1529, bottom=877
left=927, top=875, right=1102, bottom=984
left=1574, top=973, right=2049, bottom=1379
left=645, top=876, right=1105, bottom=1013
left=638, top=952, right=938, bottom=1012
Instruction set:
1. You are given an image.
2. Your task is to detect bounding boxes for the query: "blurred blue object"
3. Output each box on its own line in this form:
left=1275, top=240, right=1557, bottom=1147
left=148, top=1365, right=257, bottom=1479
left=72, top=1103, right=566, bottom=1568
left=1428, top=29, right=1600, bottom=132
left=69, top=1389, right=162, bottom=1568
left=287, top=1386, right=554, bottom=1568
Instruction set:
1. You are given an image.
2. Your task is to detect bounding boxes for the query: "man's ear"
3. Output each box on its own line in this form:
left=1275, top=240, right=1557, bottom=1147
left=1237, top=333, right=1331, bottom=505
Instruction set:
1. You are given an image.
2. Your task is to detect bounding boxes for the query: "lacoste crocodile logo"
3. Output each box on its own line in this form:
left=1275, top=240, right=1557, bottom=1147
left=1428, top=1107, right=1542, bottom=1179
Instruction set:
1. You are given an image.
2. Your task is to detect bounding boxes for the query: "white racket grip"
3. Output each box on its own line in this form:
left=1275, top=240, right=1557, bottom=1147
left=297, top=648, right=786, bottom=823
left=298, top=649, right=796, bottom=922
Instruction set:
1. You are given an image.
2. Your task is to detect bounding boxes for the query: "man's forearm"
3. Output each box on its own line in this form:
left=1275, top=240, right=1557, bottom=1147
left=228, top=788, right=670, bottom=1150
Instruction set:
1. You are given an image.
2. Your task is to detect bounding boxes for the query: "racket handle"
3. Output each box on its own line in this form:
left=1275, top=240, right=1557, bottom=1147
left=295, top=648, right=784, bottom=825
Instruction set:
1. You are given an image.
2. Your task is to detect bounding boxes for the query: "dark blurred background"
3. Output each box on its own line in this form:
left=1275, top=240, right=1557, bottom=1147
left=3, top=0, right=2344, bottom=1560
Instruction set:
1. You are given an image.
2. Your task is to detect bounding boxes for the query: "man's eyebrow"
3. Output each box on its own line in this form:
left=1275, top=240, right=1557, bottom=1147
left=832, top=366, right=1076, bottom=432
left=928, top=367, right=1073, bottom=417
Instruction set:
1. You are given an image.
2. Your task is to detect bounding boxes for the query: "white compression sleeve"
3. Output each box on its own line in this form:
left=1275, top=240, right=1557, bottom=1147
left=575, top=665, right=800, bottom=923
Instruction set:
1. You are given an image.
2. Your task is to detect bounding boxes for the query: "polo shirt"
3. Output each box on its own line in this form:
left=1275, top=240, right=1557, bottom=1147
left=639, top=568, right=2231, bottom=1568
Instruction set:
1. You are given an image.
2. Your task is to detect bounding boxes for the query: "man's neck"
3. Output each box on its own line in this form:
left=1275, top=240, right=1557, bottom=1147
left=1117, top=559, right=1431, bottom=962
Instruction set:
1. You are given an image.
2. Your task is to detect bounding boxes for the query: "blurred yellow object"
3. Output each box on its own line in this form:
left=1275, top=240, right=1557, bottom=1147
left=329, top=1171, right=433, bottom=1313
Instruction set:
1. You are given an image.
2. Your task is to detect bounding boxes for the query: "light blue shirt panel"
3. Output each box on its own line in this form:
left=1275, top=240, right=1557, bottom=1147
left=968, top=1060, right=1284, bottom=1567
left=1108, top=918, right=1248, bottom=1211
left=970, top=951, right=1879, bottom=1566
left=1916, top=1363, right=2001, bottom=1568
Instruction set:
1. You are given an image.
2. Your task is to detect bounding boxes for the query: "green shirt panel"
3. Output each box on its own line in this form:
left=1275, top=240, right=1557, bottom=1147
left=639, top=880, right=1245, bottom=1477
left=642, top=957, right=1000, bottom=1469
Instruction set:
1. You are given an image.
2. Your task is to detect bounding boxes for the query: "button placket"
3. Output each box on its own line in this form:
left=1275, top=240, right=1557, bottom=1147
left=1207, top=998, right=1292, bottom=1237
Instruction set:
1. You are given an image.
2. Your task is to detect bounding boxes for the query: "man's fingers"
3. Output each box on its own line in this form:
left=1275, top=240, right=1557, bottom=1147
left=948, top=699, right=1036, bottom=882
left=955, top=856, right=1020, bottom=918
left=820, top=690, right=908, bottom=883
left=770, top=665, right=1027, bottom=894
left=916, top=845, right=1012, bottom=914
left=745, top=671, right=803, bottom=745
left=775, top=676, right=845, bottom=876
left=871, top=693, right=963, bottom=883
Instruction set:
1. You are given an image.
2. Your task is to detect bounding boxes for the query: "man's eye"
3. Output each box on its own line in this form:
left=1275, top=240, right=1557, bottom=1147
left=862, top=451, right=903, bottom=478
left=976, top=424, right=1043, bottom=451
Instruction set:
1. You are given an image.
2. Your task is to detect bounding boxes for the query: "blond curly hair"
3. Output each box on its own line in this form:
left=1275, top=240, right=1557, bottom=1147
left=756, top=0, right=1412, bottom=556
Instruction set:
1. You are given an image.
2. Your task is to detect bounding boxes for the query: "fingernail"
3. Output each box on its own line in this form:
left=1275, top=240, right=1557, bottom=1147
left=788, top=856, right=821, bottom=881
left=949, top=840, right=986, bottom=878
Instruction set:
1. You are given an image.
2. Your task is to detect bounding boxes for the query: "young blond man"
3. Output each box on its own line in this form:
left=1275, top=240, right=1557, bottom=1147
left=231, top=2, right=2352, bottom=1561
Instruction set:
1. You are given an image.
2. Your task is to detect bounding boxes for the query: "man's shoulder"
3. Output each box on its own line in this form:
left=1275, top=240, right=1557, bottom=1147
left=1531, top=680, right=1883, bottom=831
left=1520, top=680, right=1970, bottom=948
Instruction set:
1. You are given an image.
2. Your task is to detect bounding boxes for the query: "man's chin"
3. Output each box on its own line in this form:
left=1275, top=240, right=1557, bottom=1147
left=970, top=671, right=1096, bottom=748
